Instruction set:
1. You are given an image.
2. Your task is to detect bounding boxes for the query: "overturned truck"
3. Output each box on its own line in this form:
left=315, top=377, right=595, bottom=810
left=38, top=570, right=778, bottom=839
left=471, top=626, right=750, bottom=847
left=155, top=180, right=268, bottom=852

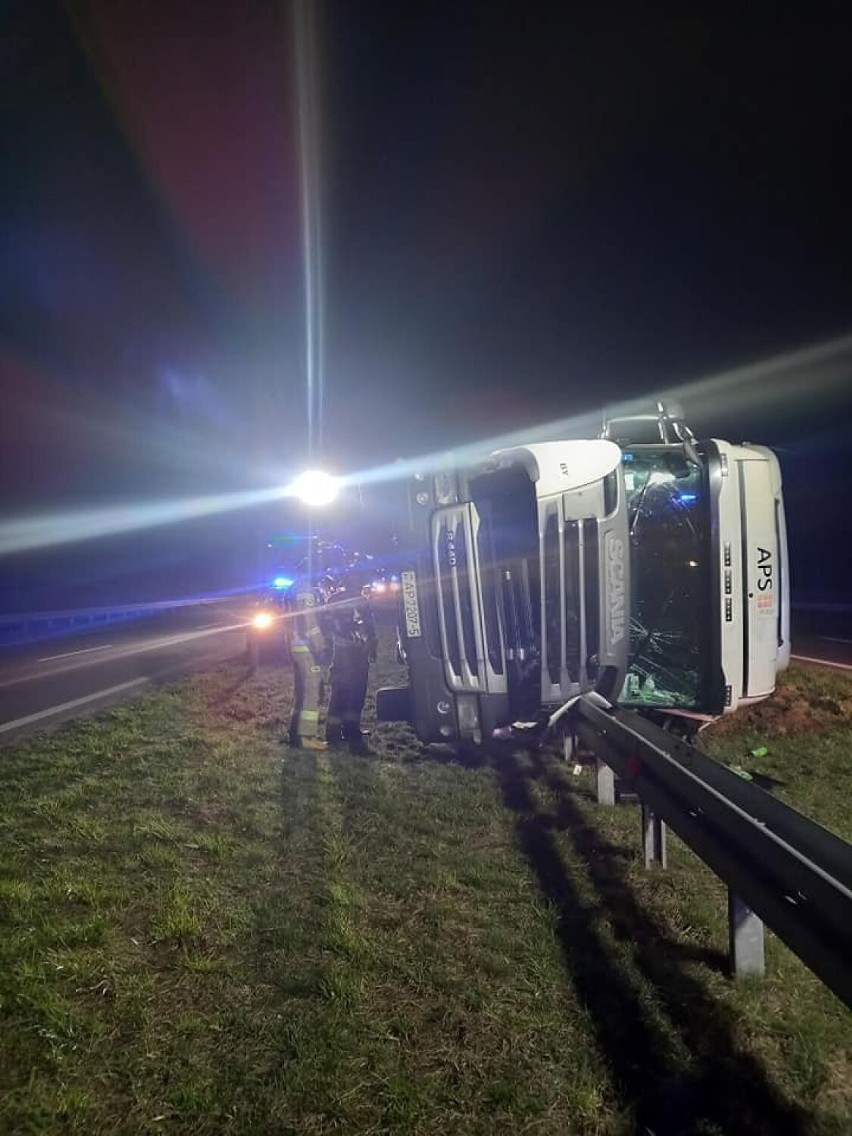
left=377, top=405, right=790, bottom=750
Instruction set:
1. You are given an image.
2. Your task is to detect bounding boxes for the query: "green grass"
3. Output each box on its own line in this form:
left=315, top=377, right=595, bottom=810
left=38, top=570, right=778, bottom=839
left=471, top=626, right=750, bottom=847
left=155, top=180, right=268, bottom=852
left=0, top=641, right=849, bottom=1134
left=701, top=664, right=852, bottom=841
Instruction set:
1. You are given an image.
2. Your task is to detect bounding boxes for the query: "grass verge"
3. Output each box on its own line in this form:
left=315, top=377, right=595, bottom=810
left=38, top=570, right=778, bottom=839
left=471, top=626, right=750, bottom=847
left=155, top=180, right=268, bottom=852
left=0, top=642, right=849, bottom=1134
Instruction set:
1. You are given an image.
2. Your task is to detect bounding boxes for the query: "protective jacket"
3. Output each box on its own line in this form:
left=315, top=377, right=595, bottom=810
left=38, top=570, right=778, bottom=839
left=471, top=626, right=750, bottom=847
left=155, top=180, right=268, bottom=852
left=288, top=583, right=329, bottom=745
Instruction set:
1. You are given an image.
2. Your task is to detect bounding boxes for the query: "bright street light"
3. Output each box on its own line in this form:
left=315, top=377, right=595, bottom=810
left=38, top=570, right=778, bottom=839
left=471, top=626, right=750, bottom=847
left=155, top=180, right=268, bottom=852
left=289, top=469, right=340, bottom=508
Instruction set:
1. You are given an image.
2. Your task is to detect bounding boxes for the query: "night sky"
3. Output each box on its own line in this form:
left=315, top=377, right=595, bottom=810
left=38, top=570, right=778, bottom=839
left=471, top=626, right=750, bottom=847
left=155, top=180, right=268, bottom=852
left=1, top=1, right=851, bottom=606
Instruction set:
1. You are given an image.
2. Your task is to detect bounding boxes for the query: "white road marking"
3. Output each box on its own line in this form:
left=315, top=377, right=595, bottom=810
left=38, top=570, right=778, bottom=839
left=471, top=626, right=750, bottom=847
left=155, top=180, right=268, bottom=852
left=791, top=654, right=852, bottom=672
left=0, top=622, right=245, bottom=691
left=0, top=678, right=149, bottom=734
left=39, top=644, right=114, bottom=663
left=819, top=636, right=852, bottom=645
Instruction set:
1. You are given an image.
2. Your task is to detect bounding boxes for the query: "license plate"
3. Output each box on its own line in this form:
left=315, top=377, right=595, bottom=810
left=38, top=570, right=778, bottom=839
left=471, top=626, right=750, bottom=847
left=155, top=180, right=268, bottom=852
left=401, top=570, right=422, bottom=638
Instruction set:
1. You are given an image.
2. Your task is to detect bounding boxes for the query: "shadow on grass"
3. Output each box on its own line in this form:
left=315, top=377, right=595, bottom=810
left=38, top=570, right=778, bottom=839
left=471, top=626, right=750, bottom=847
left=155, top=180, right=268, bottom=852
left=496, top=747, right=811, bottom=1136
left=397, top=739, right=500, bottom=770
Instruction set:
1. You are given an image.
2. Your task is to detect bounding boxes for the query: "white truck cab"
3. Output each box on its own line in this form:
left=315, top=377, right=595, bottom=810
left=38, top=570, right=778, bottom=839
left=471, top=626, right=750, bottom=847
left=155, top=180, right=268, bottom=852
left=605, top=404, right=790, bottom=718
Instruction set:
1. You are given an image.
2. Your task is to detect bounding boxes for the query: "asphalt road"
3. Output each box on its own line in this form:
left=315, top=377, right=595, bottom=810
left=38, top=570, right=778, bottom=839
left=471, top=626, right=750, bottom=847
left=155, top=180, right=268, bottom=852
left=790, top=624, right=852, bottom=673
left=1, top=603, right=847, bottom=749
left=0, top=601, right=251, bottom=745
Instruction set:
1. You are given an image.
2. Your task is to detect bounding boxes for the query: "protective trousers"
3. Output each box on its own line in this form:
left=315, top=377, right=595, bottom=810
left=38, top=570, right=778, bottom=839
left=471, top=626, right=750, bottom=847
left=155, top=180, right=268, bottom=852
left=289, top=643, right=323, bottom=743
left=326, top=641, right=370, bottom=746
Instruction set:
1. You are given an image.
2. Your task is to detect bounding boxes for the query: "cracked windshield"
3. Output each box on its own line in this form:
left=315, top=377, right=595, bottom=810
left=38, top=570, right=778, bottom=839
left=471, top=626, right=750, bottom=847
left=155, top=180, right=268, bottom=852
left=621, top=448, right=711, bottom=709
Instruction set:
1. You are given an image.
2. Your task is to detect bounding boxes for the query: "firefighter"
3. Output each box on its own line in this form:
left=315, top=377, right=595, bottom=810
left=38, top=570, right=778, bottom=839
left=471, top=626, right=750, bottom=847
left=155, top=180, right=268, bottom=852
left=324, top=580, right=378, bottom=754
left=287, top=576, right=331, bottom=751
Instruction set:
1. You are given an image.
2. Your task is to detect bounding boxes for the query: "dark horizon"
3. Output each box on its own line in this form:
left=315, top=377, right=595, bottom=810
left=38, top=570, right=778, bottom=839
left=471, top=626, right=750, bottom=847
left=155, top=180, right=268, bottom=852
left=2, top=2, right=851, bottom=611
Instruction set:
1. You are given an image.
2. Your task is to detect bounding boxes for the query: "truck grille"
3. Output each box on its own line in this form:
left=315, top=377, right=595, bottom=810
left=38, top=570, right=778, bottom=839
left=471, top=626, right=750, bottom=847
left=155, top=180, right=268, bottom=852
left=432, top=505, right=506, bottom=693
left=541, top=506, right=600, bottom=697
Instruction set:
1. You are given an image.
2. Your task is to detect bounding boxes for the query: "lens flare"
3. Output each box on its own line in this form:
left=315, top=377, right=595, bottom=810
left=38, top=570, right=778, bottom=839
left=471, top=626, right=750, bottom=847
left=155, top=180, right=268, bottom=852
left=4, top=335, right=846, bottom=559
left=339, top=332, right=852, bottom=492
left=0, top=486, right=285, bottom=556
left=295, top=0, right=324, bottom=459
left=287, top=469, right=340, bottom=507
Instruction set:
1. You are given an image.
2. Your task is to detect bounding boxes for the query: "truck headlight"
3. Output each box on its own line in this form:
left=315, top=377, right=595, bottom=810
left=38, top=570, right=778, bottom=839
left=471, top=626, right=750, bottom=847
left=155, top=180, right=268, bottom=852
left=252, top=611, right=274, bottom=630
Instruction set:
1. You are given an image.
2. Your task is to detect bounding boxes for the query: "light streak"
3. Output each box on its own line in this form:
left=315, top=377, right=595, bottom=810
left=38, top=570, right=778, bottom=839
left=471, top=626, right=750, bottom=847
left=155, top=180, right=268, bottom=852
left=0, top=473, right=343, bottom=556
left=4, top=334, right=847, bottom=557
left=335, top=332, right=852, bottom=491
left=0, top=486, right=286, bottom=555
left=295, top=0, right=324, bottom=460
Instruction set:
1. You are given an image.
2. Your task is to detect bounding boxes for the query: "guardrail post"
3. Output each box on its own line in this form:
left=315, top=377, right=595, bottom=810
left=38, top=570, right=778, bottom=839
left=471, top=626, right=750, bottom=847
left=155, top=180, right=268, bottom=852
left=563, top=732, right=576, bottom=762
left=641, top=804, right=667, bottom=868
left=595, top=758, right=615, bottom=805
left=728, top=889, right=765, bottom=979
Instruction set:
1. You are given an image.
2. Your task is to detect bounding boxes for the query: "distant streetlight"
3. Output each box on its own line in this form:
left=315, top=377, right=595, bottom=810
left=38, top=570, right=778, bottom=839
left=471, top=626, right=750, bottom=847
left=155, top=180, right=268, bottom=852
left=289, top=469, right=340, bottom=508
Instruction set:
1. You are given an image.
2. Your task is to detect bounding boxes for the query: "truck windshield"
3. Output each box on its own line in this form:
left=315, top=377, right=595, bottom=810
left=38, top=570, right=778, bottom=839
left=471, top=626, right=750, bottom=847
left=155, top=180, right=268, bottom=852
left=621, top=447, right=711, bottom=709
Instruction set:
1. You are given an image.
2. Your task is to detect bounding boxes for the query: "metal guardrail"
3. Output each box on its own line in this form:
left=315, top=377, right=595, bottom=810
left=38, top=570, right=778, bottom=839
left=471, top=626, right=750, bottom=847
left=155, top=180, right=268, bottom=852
left=0, top=597, right=225, bottom=645
left=792, top=600, right=852, bottom=614
left=571, top=696, right=852, bottom=1008
left=791, top=599, right=852, bottom=639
